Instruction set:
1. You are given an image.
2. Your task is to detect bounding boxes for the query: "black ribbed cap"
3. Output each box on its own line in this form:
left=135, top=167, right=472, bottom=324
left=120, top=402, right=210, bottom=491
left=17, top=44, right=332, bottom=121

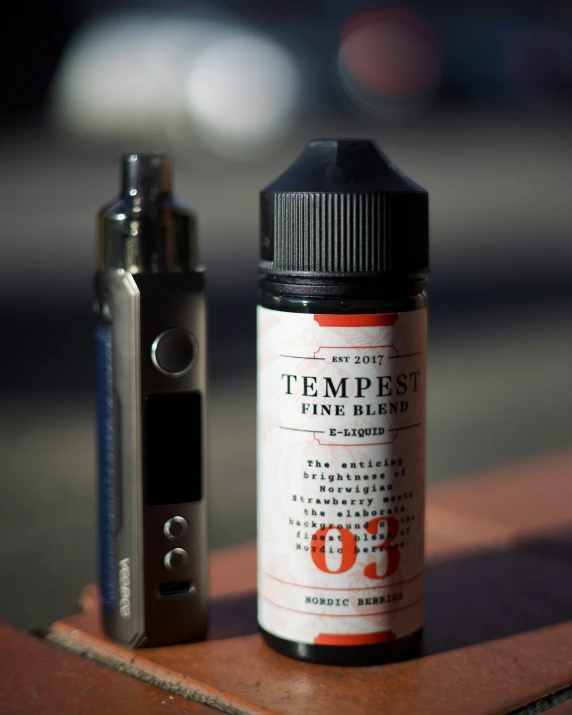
left=260, top=139, right=428, bottom=276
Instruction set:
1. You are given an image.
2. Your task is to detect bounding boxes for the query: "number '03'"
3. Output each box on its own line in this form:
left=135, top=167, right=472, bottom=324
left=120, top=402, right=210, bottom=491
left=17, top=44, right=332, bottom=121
left=311, top=517, right=400, bottom=579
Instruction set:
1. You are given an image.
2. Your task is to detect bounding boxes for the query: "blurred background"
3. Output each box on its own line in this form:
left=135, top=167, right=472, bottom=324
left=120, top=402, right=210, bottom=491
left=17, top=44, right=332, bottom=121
left=0, top=0, right=571, bottom=632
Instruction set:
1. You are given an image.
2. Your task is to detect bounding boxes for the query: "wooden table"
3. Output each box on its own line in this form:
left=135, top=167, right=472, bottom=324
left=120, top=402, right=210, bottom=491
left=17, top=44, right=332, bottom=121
left=2, top=451, right=572, bottom=714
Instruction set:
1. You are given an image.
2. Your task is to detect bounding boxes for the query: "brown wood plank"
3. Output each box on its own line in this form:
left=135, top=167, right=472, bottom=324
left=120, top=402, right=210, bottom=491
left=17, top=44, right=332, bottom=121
left=48, top=614, right=572, bottom=715
left=0, top=621, right=214, bottom=715
left=550, top=704, right=572, bottom=714
left=430, top=450, right=572, bottom=534
left=48, top=452, right=572, bottom=715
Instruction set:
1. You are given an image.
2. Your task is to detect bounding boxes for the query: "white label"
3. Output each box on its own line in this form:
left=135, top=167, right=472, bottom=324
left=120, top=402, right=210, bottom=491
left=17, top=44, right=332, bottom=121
left=257, top=307, right=426, bottom=646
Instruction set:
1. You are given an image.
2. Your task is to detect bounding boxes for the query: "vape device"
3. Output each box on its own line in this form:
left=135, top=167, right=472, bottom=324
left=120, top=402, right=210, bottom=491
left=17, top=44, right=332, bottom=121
left=94, top=153, right=208, bottom=647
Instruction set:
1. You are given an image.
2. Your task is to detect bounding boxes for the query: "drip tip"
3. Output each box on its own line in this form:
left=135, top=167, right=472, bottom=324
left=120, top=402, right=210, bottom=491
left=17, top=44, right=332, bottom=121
left=97, top=153, right=197, bottom=273
left=121, top=153, right=171, bottom=198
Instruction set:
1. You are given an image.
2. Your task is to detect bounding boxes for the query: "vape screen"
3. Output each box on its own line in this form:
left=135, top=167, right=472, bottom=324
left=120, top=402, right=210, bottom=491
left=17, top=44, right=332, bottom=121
left=144, top=391, right=202, bottom=506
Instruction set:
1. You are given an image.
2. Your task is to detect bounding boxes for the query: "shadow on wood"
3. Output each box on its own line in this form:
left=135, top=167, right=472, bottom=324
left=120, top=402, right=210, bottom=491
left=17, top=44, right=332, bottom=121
left=424, top=526, right=572, bottom=654
left=208, top=591, right=257, bottom=640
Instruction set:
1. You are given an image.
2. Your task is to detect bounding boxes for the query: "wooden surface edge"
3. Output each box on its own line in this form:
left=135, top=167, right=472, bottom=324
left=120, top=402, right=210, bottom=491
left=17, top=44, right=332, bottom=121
left=0, top=620, right=213, bottom=715
left=46, top=624, right=274, bottom=715
left=507, top=685, right=572, bottom=715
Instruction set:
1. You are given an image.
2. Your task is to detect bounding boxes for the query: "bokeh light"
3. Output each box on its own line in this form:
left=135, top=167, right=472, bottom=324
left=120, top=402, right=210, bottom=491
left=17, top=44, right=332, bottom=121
left=50, top=14, right=299, bottom=159
left=186, top=34, right=299, bottom=160
left=338, top=8, right=441, bottom=120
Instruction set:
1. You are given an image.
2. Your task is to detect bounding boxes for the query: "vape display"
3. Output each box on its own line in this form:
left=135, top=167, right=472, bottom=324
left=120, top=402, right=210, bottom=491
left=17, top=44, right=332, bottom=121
left=94, top=154, right=208, bottom=647
left=257, top=139, right=429, bottom=665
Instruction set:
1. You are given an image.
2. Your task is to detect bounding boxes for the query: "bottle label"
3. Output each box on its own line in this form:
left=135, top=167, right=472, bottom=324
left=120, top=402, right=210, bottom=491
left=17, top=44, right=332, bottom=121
left=257, top=307, right=426, bottom=646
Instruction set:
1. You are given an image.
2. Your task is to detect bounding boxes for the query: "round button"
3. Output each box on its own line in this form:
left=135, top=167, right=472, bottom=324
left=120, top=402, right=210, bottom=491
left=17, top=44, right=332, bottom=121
left=164, top=548, right=188, bottom=571
left=164, top=516, right=188, bottom=540
left=151, top=329, right=197, bottom=377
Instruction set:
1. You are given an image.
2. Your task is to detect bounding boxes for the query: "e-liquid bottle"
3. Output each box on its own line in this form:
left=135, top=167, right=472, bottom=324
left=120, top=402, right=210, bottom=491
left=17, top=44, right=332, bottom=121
left=257, top=139, right=428, bottom=666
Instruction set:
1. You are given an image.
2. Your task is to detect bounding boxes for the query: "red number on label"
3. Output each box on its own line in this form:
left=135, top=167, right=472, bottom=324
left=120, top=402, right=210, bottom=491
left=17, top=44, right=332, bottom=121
left=363, top=517, right=401, bottom=580
left=311, top=527, right=358, bottom=574
left=311, top=518, right=401, bottom=579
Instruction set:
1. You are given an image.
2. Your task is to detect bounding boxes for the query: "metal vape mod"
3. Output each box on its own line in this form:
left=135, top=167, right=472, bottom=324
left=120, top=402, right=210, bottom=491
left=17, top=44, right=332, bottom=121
left=94, top=154, right=207, bottom=647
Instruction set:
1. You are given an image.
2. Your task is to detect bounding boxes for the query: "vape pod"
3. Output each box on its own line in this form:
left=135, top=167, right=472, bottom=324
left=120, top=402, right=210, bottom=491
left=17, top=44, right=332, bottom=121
left=94, top=154, right=208, bottom=647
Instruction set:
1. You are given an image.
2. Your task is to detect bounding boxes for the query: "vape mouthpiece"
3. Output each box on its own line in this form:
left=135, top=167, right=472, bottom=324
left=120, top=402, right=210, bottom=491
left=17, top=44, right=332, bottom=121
left=122, top=153, right=171, bottom=199
left=98, top=153, right=197, bottom=273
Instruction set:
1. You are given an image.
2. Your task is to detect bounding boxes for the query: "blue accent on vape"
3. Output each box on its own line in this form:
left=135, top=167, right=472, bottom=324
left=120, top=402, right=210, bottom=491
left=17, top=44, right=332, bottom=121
left=95, top=324, right=116, bottom=614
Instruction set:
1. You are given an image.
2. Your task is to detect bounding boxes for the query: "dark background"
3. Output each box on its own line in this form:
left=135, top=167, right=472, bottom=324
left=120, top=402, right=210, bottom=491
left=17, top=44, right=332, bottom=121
left=0, top=0, right=571, bottom=631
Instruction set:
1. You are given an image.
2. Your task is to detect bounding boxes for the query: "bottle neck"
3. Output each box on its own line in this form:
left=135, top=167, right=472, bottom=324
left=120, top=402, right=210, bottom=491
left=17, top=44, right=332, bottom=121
left=259, top=273, right=427, bottom=300
left=259, top=274, right=427, bottom=314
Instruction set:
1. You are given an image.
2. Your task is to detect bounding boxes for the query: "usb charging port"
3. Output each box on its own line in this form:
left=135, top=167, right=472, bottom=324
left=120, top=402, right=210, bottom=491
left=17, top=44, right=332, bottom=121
left=159, top=580, right=192, bottom=596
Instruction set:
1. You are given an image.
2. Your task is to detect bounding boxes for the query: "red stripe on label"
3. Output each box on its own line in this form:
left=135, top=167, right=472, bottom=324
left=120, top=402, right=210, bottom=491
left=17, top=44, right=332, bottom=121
left=314, top=314, right=399, bottom=327
left=314, top=630, right=397, bottom=646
